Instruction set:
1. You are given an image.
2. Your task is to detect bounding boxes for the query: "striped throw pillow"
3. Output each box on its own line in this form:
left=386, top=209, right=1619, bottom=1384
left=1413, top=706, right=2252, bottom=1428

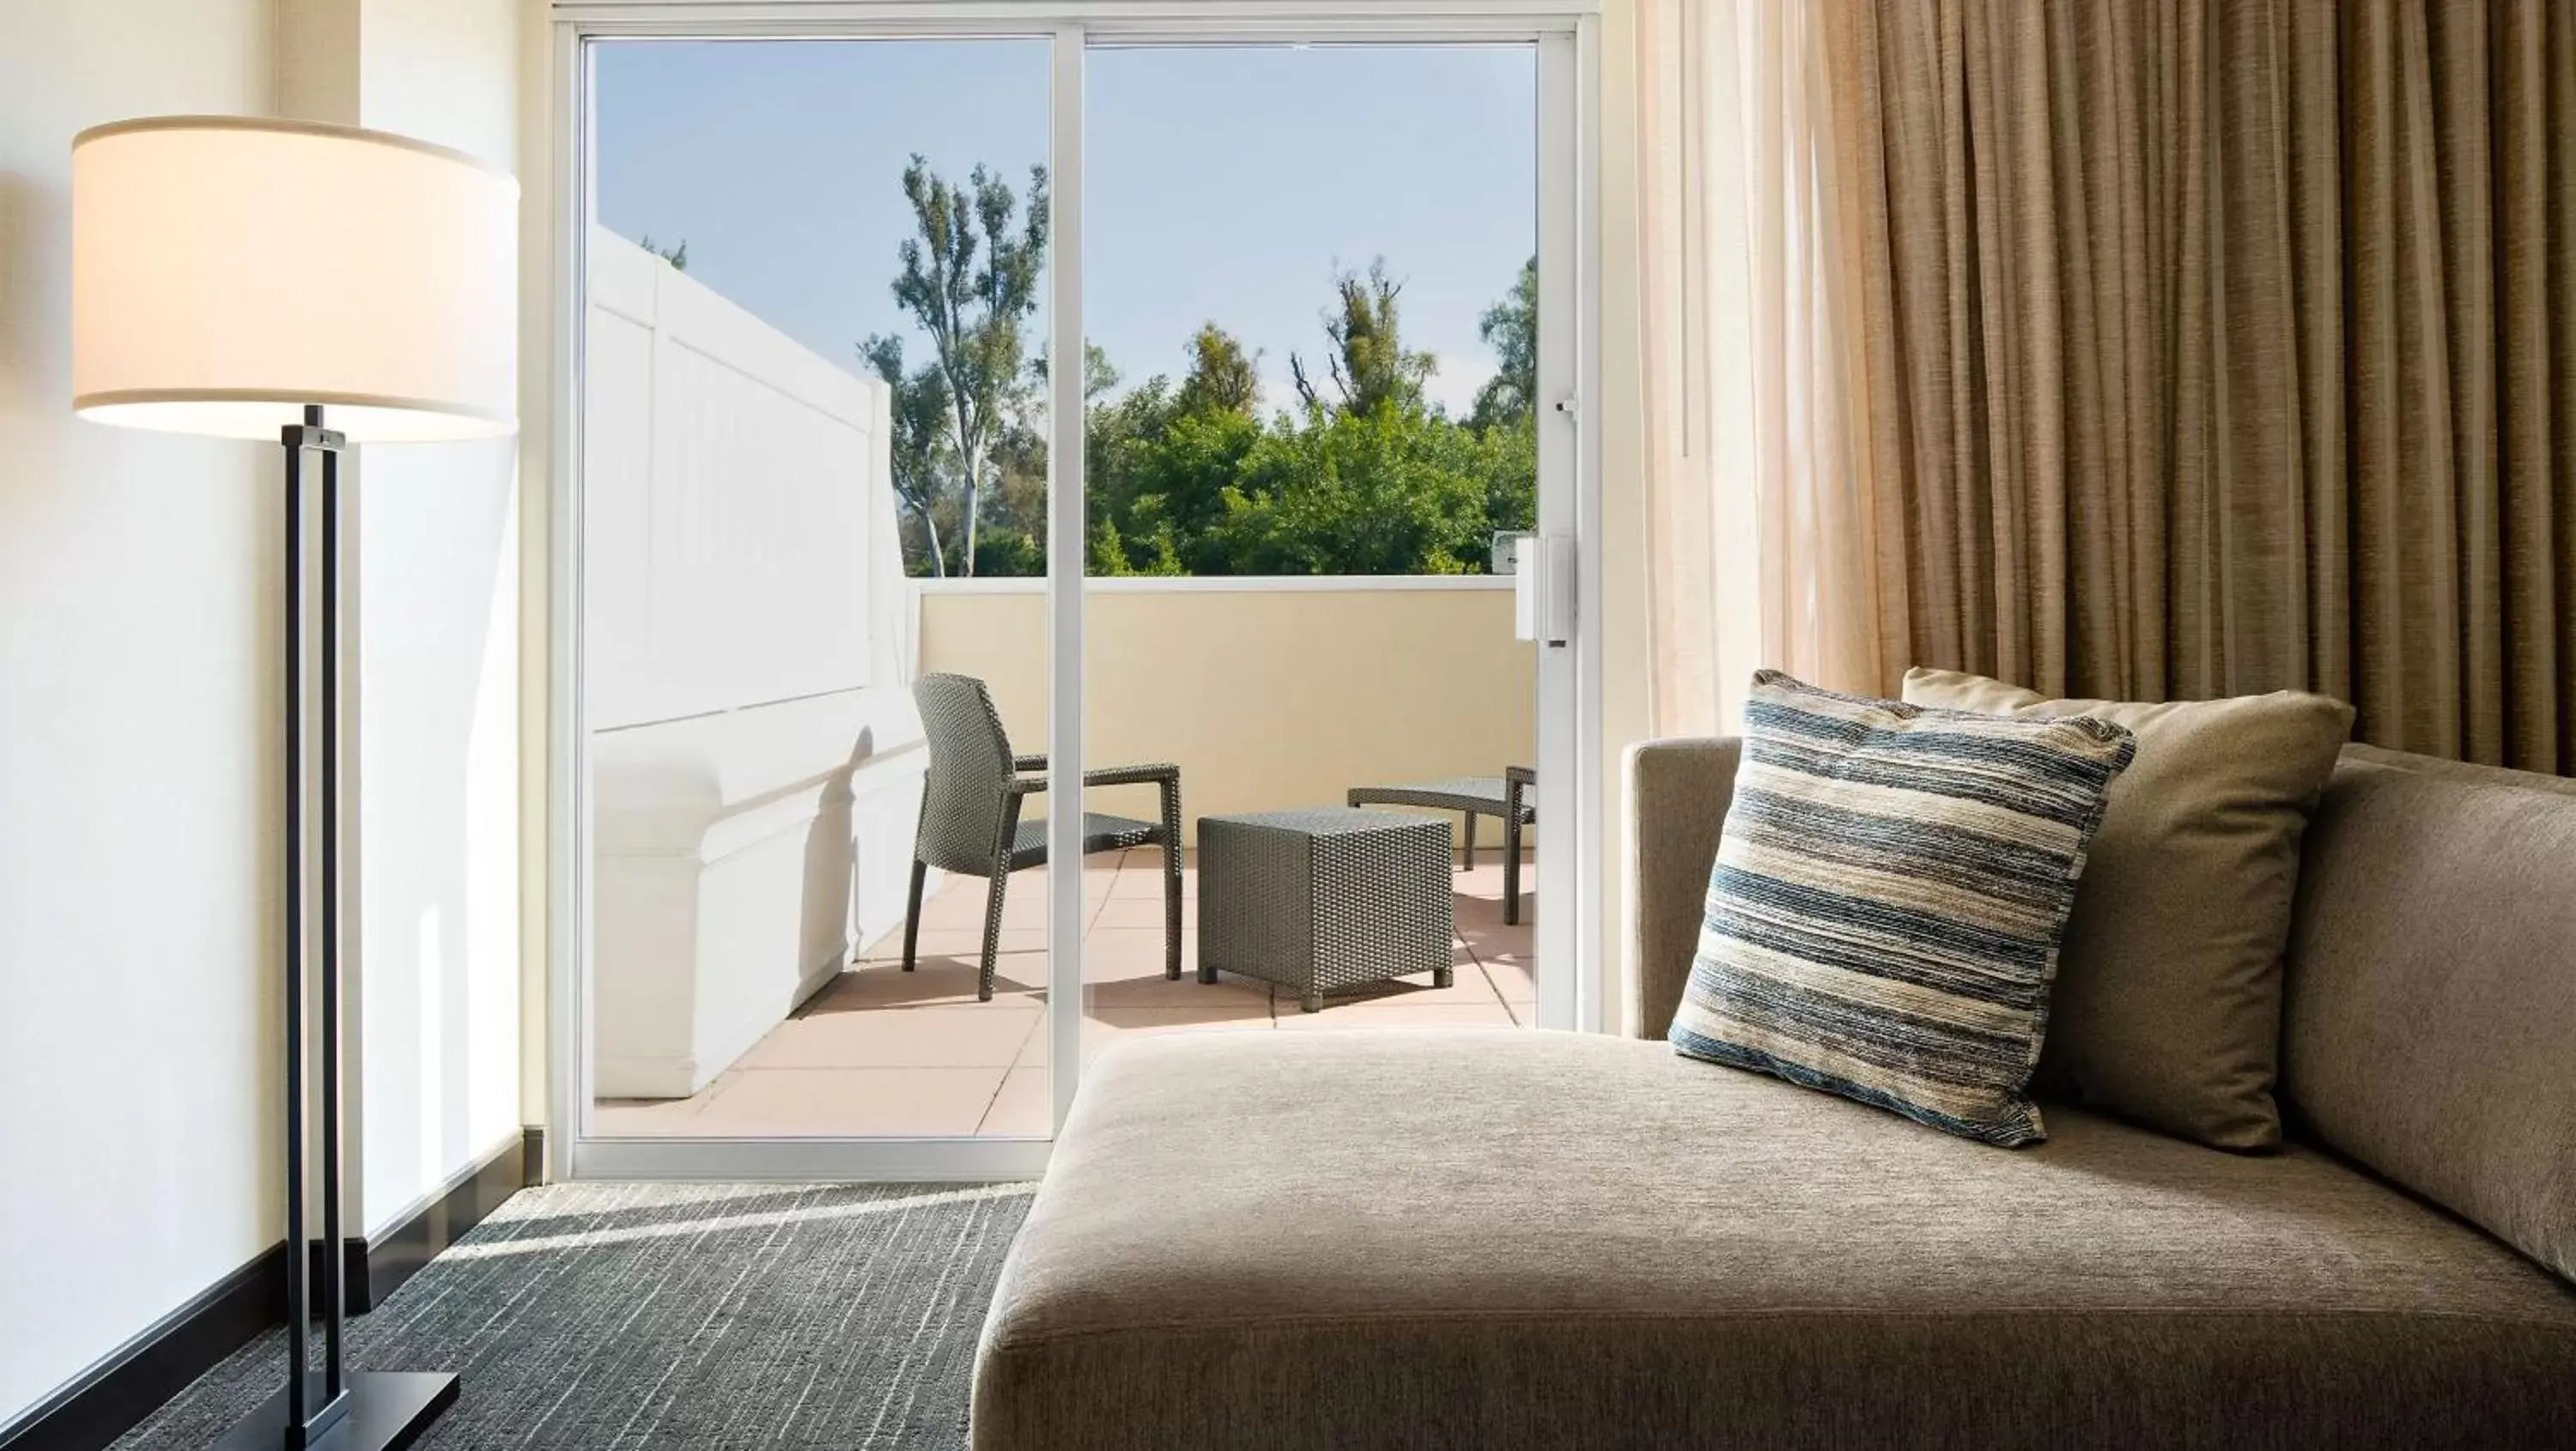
left=1670, top=671, right=2137, bottom=1146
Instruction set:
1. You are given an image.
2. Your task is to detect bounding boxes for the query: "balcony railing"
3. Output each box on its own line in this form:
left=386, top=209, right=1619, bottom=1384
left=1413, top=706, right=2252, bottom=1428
left=911, top=574, right=1535, bottom=843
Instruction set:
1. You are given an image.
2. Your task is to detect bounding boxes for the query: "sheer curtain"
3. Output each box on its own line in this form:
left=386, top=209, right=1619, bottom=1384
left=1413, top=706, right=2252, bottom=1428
left=1635, top=0, right=1892, bottom=739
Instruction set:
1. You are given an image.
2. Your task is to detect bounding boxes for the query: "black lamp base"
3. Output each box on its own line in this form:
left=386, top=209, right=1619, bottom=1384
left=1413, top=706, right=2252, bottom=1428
left=210, top=1372, right=459, bottom=1451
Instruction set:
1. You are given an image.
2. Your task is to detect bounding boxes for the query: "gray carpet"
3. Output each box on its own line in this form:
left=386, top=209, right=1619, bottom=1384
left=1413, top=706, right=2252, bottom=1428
left=113, top=1181, right=1035, bottom=1451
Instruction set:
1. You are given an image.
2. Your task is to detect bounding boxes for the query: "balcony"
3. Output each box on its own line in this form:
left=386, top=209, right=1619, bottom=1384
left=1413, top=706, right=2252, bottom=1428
left=593, top=576, right=1538, bottom=1138
left=584, top=232, right=1538, bottom=1139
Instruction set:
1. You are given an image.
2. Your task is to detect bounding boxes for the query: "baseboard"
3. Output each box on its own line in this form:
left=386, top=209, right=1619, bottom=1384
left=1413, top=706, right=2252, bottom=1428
left=0, top=1245, right=283, bottom=1451
left=0, top=1127, right=543, bottom=1451
left=349, top=1128, right=538, bottom=1312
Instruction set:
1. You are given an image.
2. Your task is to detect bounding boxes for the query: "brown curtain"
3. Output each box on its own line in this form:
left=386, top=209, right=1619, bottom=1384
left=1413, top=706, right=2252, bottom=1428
left=1844, top=0, right=2576, bottom=774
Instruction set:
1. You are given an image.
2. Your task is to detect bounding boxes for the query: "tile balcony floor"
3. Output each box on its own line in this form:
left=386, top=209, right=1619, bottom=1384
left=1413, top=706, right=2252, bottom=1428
left=593, top=844, right=1538, bottom=1138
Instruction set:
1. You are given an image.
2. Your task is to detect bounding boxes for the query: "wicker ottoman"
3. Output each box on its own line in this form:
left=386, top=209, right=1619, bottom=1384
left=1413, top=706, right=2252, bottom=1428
left=1196, top=808, right=1455, bottom=1012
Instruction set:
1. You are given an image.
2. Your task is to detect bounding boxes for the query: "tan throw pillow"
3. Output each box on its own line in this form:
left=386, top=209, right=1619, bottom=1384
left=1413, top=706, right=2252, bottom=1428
left=1900, top=669, right=2354, bottom=1150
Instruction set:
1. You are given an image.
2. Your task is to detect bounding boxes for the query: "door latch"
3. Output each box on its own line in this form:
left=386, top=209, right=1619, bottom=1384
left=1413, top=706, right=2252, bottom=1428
left=1510, top=532, right=1577, bottom=647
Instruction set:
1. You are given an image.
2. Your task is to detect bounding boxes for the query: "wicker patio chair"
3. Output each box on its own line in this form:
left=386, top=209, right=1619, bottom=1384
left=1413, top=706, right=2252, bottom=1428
left=902, top=672, right=1182, bottom=1001
left=1344, top=766, right=1536, bottom=924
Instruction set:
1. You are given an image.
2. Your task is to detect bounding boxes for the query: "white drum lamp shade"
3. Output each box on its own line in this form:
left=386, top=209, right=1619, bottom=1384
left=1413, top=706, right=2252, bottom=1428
left=72, top=116, right=518, bottom=442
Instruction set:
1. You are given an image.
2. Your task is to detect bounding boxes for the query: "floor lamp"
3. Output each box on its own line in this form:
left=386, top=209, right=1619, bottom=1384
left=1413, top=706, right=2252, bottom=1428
left=70, top=116, right=517, bottom=1451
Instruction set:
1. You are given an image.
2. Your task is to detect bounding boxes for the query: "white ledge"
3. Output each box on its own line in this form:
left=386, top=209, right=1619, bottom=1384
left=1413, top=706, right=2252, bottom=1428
left=909, top=574, right=1511, bottom=595
left=591, top=683, right=932, bottom=1099
left=593, top=685, right=924, bottom=856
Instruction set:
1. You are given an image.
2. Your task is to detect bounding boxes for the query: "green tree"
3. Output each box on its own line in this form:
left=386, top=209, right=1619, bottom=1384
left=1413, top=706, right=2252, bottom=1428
left=872, top=235, right=1537, bottom=579
left=1471, top=256, right=1537, bottom=431
left=1203, top=262, right=1525, bottom=575
left=860, top=335, right=958, bottom=575
left=1134, top=410, right=1266, bottom=574
left=1210, top=406, right=1498, bottom=574
left=1468, top=258, right=1540, bottom=546
left=1290, top=259, right=1436, bottom=417
left=984, top=410, right=1049, bottom=574
left=1173, top=323, right=1261, bottom=419
left=1082, top=325, right=1273, bottom=576
left=1083, top=376, right=1175, bottom=575
left=1477, top=403, right=1537, bottom=542
left=861, top=155, right=1048, bottom=576
left=942, top=341, right=1123, bottom=574
left=1071, top=271, right=1537, bottom=578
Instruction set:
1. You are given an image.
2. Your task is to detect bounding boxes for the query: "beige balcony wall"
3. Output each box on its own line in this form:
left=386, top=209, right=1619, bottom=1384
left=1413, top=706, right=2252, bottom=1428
left=915, top=579, right=1537, bottom=847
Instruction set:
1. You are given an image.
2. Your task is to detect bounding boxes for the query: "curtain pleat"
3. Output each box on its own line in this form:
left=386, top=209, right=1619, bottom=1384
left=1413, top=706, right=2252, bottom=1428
left=2493, top=0, right=2576, bottom=768
left=1842, top=0, right=2576, bottom=773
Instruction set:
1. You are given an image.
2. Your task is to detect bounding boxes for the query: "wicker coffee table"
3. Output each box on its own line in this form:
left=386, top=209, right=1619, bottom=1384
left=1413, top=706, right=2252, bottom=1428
left=1196, top=807, right=1455, bottom=1012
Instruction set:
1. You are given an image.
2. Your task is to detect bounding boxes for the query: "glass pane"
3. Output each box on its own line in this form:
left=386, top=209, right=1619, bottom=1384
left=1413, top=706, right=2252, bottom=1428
left=1070, top=43, right=1541, bottom=1075
left=582, top=38, right=1054, bottom=1139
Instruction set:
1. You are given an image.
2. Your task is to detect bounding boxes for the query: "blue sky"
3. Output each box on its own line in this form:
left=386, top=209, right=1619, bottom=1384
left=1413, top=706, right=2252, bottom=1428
left=595, top=40, right=1536, bottom=416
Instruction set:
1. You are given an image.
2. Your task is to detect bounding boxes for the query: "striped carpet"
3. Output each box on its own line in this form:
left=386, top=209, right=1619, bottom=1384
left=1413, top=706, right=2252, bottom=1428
left=113, top=1181, right=1036, bottom=1450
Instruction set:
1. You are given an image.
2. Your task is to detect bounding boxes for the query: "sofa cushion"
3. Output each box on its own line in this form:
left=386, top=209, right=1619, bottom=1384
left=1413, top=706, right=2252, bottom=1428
left=2284, top=750, right=2576, bottom=1285
left=1902, top=669, right=2354, bottom=1149
left=973, top=1030, right=2576, bottom=1451
left=1671, top=671, right=2135, bottom=1146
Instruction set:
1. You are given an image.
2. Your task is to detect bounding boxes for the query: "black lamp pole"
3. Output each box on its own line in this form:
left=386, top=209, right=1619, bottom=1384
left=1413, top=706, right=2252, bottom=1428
left=212, top=405, right=458, bottom=1451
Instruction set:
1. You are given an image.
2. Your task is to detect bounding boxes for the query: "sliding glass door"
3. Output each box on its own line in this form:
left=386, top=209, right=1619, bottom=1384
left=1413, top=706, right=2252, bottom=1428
left=572, top=35, right=1062, bottom=1174
left=552, top=11, right=1595, bottom=1181
left=1068, top=41, right=1547, bottom=1078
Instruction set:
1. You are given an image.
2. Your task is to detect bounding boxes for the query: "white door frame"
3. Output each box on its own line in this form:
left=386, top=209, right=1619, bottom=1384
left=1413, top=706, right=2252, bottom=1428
left=544, top=0, right=1606, bottom=1181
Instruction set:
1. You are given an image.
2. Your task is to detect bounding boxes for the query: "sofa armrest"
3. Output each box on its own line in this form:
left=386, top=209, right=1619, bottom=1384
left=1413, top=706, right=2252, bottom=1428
left=1624, top=737, right=1742, bottom=1041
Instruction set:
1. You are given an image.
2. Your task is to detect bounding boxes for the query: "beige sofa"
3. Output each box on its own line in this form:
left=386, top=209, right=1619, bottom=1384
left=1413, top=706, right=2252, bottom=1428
left=971, top=740, right=2576, bottom=1449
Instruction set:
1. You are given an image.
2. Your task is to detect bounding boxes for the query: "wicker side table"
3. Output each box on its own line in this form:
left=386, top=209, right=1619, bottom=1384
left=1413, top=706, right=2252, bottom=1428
left=1197, top=808, right=1455, bottom=1012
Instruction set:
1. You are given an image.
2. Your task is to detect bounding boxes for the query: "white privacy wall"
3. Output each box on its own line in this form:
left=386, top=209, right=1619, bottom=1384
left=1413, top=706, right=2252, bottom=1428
left=585, top=229, right=918, bottom=1099
left=0, top=0, right=281, bottom=1424
left=585, top=226, right=899, bottom=731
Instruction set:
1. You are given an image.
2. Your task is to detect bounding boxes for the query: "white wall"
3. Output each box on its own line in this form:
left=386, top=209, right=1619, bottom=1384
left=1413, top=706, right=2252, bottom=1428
left=513, top=0, right=560, bottom=1138
left=338, top=0, right=528, bottom=1239
left=0, top=0, right=533, bottom=1427
left=0, top=0, right=282, bottom=1424
left=350, top=434, right=523, bottom=1234
left=358, top=0, right=522, bottom=165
